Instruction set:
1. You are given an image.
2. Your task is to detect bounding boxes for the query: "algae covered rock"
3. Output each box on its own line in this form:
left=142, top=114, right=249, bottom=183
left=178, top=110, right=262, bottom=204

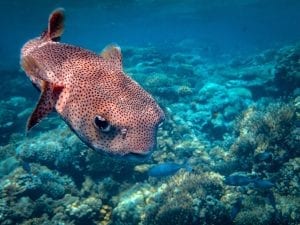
left=0, top=156, right=19, bottom=177
left=65, top=195, right=102, bottom=223
left=274, top=44, right=300, bottom=94
left=143, top=172, right=230, bottom=225
left=16, top=125, right=88, bottom=175
left=112, top=183, right=162, bottom=225
left=230, top=100, right=297, bottom=171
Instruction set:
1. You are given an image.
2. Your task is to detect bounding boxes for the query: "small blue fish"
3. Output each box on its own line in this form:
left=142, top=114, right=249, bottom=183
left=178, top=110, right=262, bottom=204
left=148, top=162, right=192, bottom=177
left=253, top=179, right=274, bottom=189
left=225, top=173, right=274, bottom=189
left=254, top=152, right=272, bottom=162
left=224, top=174, right=253, bottom=186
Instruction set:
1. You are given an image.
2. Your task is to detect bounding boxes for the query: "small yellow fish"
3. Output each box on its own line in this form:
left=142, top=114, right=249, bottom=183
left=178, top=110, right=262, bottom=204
left=20, top=8, right=164, bottom=158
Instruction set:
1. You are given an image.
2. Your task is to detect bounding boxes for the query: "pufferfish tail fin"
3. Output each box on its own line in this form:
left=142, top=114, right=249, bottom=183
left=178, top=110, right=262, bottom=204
left=41, top=8, right=65, bottom=41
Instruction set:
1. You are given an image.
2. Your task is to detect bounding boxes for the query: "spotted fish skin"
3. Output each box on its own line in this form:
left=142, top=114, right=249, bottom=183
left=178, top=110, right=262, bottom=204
left=20, top=8, right=165, bottom=156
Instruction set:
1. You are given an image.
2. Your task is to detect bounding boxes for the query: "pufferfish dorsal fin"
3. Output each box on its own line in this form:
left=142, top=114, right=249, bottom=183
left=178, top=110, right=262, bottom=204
left=101, top=45, right=123, bottom=71
left=26, top=80, right=64, bottom=132
left=41, top=8, right=65, bottom=41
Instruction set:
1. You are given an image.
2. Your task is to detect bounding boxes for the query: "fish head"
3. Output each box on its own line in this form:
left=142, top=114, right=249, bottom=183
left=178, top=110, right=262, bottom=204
left=70, top=74, right=165, bottom=157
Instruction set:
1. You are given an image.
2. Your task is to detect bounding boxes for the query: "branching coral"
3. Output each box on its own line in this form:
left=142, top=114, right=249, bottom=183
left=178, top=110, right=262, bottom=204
left=274, top=44, right=300, bottom=94
left=144, top=171, right=230, bottom=225
left=230, top=101, right=297, bottom=172
left=232, top=194, right=281, bottom=225
left=274, top=157, right=300, bottom=196
left=145, top=194, right=195, bottom=225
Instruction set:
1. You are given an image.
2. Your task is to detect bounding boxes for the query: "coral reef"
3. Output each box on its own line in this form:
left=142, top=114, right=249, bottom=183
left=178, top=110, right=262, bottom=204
left=274, top=44, right=300, bottom=94
left=0, top=42, right=300, bottom=225
left=16, top=125, right=88, bottom=178
left=143, top=172, right=230, bottom=225
left=228, top=101, right=297, bottom=172
left=233, top=196, right=276, bottom=225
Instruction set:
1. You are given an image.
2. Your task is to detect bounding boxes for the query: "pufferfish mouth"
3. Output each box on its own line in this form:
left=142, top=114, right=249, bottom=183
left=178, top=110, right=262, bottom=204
left=122, top=151, right=152, bottom=162
left=96, top=150, right=152, bottom=162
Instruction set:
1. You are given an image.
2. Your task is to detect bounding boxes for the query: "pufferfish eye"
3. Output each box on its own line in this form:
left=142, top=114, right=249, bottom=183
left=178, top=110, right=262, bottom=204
left=94, top=115, right=111, bottom=132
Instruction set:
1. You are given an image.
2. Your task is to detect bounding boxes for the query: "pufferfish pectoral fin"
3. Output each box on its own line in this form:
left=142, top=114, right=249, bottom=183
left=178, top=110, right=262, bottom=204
left=26, top=81, right=63, bottom=132
left=100, top=45, right=123, bottom=71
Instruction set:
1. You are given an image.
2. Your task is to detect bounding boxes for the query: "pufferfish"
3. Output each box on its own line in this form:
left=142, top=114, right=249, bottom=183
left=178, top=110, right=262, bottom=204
left=20, top=8, right=164, bottom=159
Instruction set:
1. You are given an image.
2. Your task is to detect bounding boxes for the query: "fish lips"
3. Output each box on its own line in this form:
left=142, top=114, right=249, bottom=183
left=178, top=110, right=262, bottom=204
left=95, top=146, right=153, bottom=162
left=122, top=151, right=152, bottom=162
left=119, top=144, right=154, bottom=162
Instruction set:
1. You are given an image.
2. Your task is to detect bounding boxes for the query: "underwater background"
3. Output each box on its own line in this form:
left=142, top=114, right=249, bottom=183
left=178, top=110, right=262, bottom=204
left=0, top=0, right=300, bottom=224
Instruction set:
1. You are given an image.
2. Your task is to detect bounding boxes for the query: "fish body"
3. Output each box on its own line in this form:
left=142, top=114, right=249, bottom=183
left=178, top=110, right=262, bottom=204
left=20, top=9, right=164, bottom=157
left=224, top=174, right=253, bottom=186
left=148, top=162, right=191, bottom=177
left=225, top=174, right=274, bottom=189
left=253, top=179, right=274, bottom=189
left=254, top=152, right=272, bottom=162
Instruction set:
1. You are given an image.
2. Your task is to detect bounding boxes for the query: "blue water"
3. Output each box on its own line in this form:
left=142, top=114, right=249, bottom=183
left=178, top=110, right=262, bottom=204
left=1, top=0, right=300, bottom=69
left=0, top=0, right=299, bottom=224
